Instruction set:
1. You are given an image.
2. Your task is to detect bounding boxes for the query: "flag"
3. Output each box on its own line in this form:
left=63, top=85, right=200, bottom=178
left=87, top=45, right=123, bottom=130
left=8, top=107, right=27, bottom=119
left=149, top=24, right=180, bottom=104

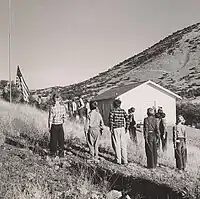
left=16, top=66, right=30, bottom=102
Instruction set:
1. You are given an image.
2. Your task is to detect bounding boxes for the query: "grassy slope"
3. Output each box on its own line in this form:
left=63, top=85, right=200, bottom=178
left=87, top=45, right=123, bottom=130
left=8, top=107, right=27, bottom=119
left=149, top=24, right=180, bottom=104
left=0, top=144, right=108, bottom=199
left=0, top=100, right=200, bottom=198
left=0, top=101, right=108, bottom=199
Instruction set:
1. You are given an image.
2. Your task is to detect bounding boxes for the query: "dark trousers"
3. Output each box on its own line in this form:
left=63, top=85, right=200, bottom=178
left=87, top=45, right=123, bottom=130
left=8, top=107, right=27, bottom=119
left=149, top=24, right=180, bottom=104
left=68, top=110, right=73, bottom=118
left=145, top=134, right=157, bottom=169
left=129, top=127, right=137, bottom=143
left=175, top=138, right=186, bottom=170
left=36, top=103, right=41, bottom=109
left=78, top=108, right=85, bottom=123
left=50, top=124, right=64, bottom=157
left=160, top=131, right=167, bottom=152
left=71, top=111, right=77, bottom=119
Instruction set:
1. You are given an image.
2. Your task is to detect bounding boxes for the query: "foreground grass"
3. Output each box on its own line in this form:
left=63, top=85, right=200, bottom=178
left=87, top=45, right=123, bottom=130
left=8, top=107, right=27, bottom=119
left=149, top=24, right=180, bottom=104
left=0, top=100, right=200, bottom=197
left=0, top=144, right=107, bottom=199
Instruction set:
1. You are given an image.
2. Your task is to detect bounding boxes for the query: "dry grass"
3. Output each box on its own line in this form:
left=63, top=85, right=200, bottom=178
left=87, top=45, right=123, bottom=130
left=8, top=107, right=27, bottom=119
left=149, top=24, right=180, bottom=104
left=0, top=101, right=108, bottom=199
left=0, top=100, right=84, bottom=142
left=0, top=145, right=107, bottom=199
left=3, top=182, right=51, bottom=199
left=1, top=100, right=200, bottom=173
left=0, top=100, right=200, bottom=197
left=99, top=124, right=200, bottom=177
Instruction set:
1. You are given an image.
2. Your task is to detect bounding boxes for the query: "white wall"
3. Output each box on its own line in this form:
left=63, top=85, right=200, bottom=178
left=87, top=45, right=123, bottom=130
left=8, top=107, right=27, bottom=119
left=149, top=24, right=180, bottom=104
left=119, top=83, right=177, bottom=125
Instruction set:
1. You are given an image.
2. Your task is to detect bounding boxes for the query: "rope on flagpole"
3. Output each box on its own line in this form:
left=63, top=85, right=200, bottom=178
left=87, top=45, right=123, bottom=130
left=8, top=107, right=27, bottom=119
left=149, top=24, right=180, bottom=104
left=8, top=0, right=12, bottom=103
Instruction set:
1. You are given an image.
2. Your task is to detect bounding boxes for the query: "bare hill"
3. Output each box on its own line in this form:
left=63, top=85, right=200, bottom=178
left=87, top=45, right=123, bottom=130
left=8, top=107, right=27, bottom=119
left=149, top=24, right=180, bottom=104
left=34, top=22, right=200, bottom=100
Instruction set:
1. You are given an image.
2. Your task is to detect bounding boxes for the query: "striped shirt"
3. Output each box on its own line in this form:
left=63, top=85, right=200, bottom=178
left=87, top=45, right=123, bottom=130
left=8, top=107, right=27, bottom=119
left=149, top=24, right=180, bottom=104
left=109, top=108, right=129, bottom=129
left=49, top=103, right=67, bottom=125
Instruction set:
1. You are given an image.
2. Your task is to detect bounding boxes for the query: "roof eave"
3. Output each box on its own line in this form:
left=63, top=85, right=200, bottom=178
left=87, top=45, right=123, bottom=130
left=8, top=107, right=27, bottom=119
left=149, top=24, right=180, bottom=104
left=146, top=80, right=182, bottom=100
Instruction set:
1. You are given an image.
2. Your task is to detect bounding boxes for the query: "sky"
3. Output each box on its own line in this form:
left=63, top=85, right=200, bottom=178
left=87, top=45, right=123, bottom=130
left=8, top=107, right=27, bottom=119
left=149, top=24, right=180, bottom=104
left=0, top=0, right=200, bottom=90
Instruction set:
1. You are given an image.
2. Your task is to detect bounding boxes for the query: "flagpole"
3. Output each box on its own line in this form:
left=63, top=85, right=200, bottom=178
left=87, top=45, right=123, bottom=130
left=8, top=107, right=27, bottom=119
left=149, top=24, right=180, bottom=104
left=8, top=0, right=12, bottom=103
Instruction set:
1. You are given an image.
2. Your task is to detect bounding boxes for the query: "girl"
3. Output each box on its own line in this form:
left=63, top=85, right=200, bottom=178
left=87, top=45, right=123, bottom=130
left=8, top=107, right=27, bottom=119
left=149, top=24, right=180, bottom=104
left=48, top=93, right=67, bottom=158
left=128, top=107, right=137, bottom=144
left=173, top=115, right=187, bottom=172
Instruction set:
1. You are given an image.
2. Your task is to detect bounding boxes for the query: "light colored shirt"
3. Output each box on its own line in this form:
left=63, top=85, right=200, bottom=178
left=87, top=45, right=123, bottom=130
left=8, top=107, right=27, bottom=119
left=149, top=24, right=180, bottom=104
left=86, top=110, right=104, bottom=129
left=48, top=103, right=67, bottom=125
left=37, top=97, right=42, bottom=104
left=86, top=102, right=90, bottom=115
left=173, top=123, right=186, bottom=140
left=72, top=101, right=77, bottom=112
left=86, top=102, right=90, bottom=111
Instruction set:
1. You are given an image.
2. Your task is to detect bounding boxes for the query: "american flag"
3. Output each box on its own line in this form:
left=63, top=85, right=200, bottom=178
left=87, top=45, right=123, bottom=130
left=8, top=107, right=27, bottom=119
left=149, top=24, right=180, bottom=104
left=16, top=66, right=30, bottom=102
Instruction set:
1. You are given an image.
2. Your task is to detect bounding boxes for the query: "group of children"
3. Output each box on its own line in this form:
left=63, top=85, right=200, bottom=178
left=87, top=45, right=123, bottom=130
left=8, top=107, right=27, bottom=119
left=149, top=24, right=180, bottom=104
left=48, top=94, right=187, bottom=172
left=68, top=96, right=90, bottom=123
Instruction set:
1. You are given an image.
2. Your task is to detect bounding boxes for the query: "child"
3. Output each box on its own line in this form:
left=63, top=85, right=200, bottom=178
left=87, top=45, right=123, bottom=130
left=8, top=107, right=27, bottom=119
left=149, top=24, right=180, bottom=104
left=48, top=93, right=67, bottom=158
left=128, top=107, right=137, bottom=144
left=173, top=115, right=187, bottom=172
left=85, top=101, right=104, bottom=161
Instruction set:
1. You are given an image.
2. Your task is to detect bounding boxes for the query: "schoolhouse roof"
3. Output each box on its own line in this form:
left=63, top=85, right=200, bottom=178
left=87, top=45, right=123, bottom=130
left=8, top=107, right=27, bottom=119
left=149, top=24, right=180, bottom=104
left=92, top=80, right=182, bottom=101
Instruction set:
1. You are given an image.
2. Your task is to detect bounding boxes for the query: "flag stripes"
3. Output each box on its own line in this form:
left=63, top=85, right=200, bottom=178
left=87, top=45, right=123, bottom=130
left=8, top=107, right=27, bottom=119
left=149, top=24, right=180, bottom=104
left=16, top=66, right=30, bottom=102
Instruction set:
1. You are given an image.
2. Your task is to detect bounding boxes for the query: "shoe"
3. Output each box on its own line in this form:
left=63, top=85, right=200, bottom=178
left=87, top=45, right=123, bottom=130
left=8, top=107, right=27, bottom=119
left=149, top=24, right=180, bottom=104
left=114, top=158, right=121, bottom=164
left=59, top=154, right=64, bottom=158
left=122, top=162, right=128, bottom=166
left=58, top=152, right=64, bottom=158
left=49, top=153, right=56, bottom=158
left=149, top=167, right=156, bottom=171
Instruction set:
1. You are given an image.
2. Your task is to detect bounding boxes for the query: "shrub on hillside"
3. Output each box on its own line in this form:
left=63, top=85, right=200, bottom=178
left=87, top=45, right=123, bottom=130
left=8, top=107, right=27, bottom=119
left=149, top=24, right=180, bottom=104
left=28, top=94, right=52, bottom=112
left=2, top=82, right=22, bottom=103
left=177, top=102, right=200, bottom=125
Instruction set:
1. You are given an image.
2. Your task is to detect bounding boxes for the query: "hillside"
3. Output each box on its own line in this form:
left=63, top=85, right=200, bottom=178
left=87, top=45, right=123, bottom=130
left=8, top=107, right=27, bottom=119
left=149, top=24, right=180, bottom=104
left=33, top=22, right=200, bottom=100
